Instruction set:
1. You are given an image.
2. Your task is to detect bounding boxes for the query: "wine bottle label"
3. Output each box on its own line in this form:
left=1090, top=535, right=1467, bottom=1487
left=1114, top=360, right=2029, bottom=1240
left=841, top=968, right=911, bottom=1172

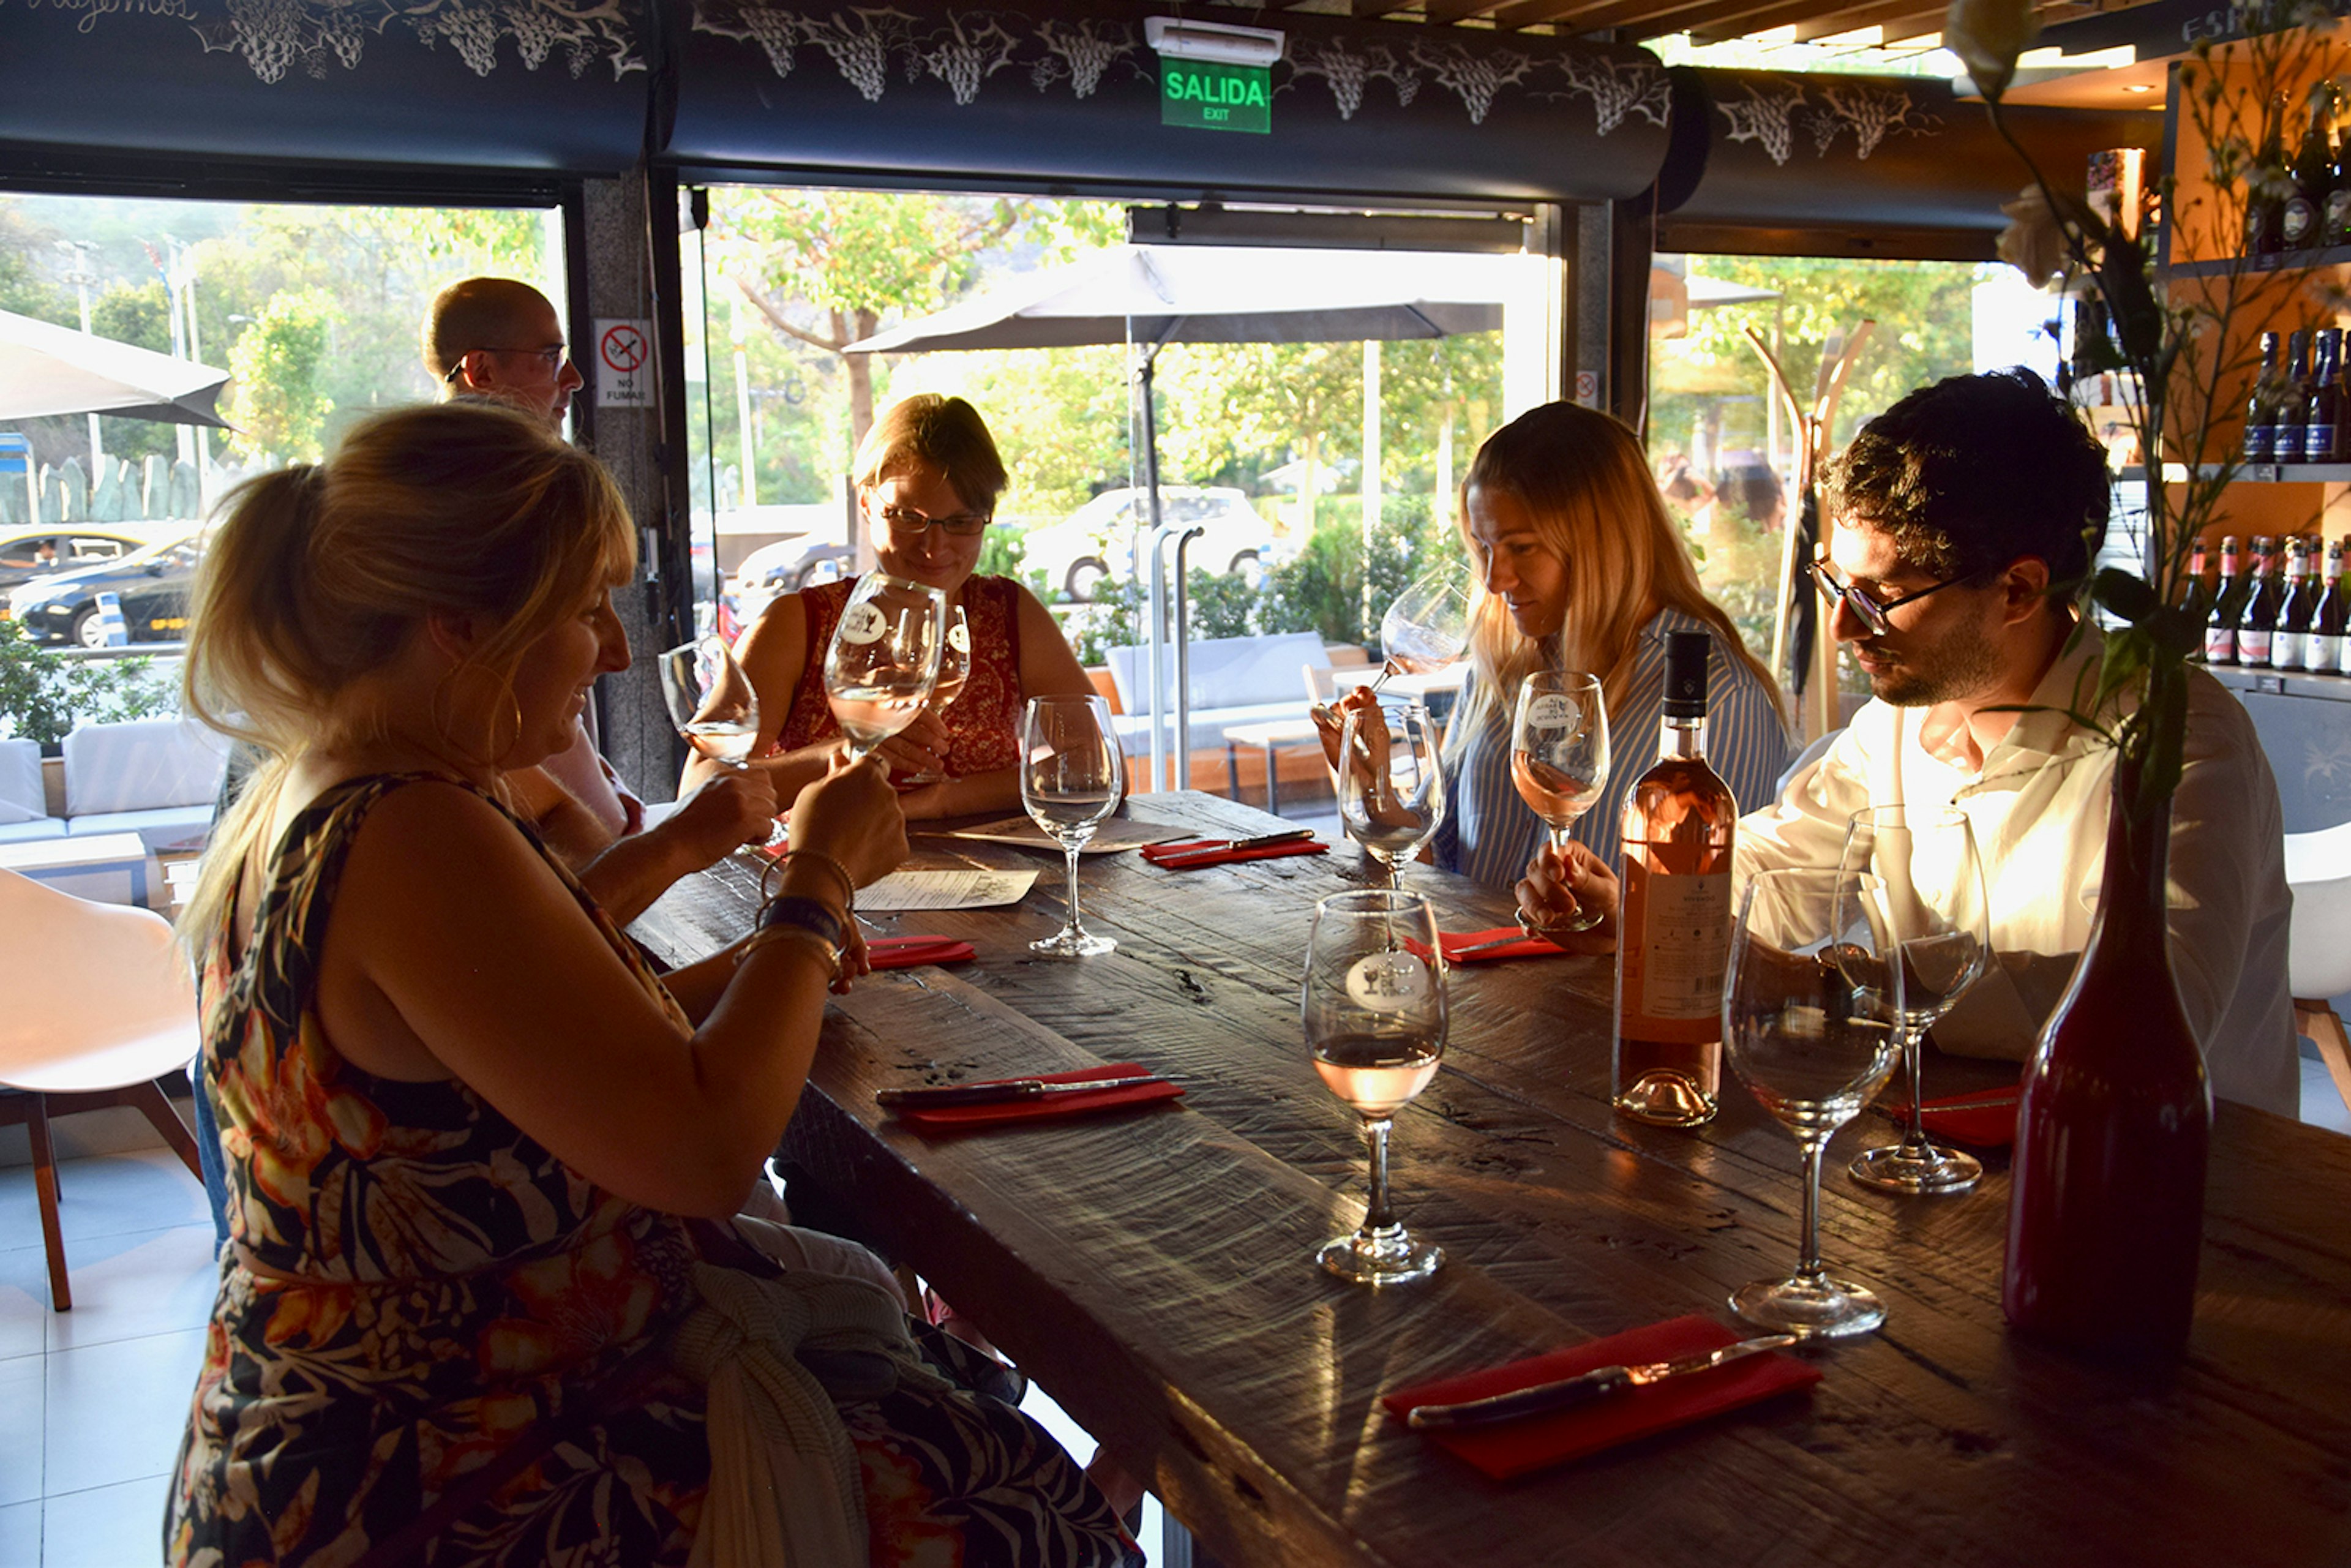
left=2285, top=197, right=2319, bottom=244
left=2246, top=426, right=2275, bottom=460
left=2311, top=632, right=2344, bottom=673
left=2205, top=626, right=2237, bottom=662
left=2241, top=629, right=2274, bottom=663
left=2308, top=429, right=2338, bottom=463
left=1630, top=870, right=1731, bottom=1020
left=2330, top=189, right=2351, bottom=237
left=1526, top=692, right=1580, bottom=730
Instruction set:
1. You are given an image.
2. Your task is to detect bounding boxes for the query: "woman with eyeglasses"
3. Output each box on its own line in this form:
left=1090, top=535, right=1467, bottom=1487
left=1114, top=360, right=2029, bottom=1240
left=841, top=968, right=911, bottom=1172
left=1418, top=401, right=1792, bottom=929
left=703, top=394, right=1097, bottom=818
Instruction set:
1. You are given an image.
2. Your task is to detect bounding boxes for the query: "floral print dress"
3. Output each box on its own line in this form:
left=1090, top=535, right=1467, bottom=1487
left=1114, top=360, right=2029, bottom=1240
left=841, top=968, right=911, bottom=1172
left=168, top=774, right=1139, bottom=1567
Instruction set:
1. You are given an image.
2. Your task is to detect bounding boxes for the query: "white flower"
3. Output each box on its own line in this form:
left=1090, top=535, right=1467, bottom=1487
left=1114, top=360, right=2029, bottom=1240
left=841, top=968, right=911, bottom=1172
left=1997, top=184, right=2068, bottom=286
left=1945, top=0, right=2039, bottom=101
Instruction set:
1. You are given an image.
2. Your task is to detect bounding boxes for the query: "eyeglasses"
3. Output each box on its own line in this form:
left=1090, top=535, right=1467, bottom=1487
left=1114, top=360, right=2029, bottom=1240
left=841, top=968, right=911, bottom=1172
left=1806, top=560, right=1978, bottom=636
left=872, top=501, right=992, bottom=538
left=442, top=345, right=568, bottom=383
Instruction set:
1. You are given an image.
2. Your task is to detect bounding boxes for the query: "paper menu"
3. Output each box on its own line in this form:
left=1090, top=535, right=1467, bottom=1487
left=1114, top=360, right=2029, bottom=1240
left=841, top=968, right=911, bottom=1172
left=857, top=868, right=1039, bottom=912
left=929, top=816, right=1190, bottom=855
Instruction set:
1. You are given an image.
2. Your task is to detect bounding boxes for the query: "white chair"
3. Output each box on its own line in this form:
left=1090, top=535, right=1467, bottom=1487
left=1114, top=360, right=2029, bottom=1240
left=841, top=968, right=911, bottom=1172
left=0, top=865, right=204, bottom=1310
left=2282, top=819, right=2351, bottom=1119
left=0, top=736, right=68, bottom=844
left=62, top=716, right=231, bottom=850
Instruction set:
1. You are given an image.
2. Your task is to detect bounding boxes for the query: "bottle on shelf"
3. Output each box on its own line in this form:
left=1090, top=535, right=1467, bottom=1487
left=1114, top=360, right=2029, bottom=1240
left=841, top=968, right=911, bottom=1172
left=2240, top=536, right=2282, bottom=666
left=2249, top=94, right=2290, bottom=256
left=2331, top=88, right=2351, bottom=246
left=2284, top=83, right=2336, bottom=250
left=2306, top=328, right=2345, bottom=464
left=2279, top=332, right=2313, bottom=460
left=2244, top=332, right=2283, bottom=463
left=2311, top=537, right=2349, bottom=675
left=1613, top=631, right=1734, bottom=1131
left=2207, top=535, right=2244, bottom=666
left=2179, top=542, right=2213, bottom=640
left=2275, top=536, right=2312, bottom=670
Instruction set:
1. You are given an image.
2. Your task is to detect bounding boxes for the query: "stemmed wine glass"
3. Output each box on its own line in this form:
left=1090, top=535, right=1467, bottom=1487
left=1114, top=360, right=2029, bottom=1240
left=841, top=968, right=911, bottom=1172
left=1305, top=888, right=1448, bottom=1286
left=1724, top=868, right=1905, bottom=1337
left=1839, top=805, right=1992, bottom=1196
left=822, top=572, right=946, bottom=761
left=1371, top=561, right=1474, bottom=690
left=656, top=634, right=782, bottom=847
left=1335, top=697, right=1446, bottom=890
left=1510, top=671, right=1610, bottom=931
left=899, top=603, right=970, bottom=789
left=1021, top=694, right=1125, bottom=958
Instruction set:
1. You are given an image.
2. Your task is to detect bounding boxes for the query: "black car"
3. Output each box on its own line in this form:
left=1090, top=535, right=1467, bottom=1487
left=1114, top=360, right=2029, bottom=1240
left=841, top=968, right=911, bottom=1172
left=0, top=527, right=149, bottom=593
left=2, top=531, right=204, bottom=647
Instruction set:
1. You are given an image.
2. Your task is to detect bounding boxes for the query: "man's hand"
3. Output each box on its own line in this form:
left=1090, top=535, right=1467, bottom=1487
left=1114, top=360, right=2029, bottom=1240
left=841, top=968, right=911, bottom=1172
left=1515, top=841, right=1621, bottom=956
left=656, top=767, right=781, bottom=869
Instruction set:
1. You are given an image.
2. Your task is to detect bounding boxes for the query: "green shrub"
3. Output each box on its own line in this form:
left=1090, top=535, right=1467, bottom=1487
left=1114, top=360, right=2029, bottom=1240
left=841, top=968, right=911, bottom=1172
left=0, top=625, right=180, bottom=752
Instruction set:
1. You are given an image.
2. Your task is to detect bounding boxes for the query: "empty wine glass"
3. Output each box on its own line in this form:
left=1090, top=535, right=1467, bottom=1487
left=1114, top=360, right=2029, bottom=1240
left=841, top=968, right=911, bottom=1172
left=1372, top=561, right=1474, bottom=689
left=1335, top=698, right=1446, bottom=889
left=900, top=603, right=970, bottom=788
left=1839, top=806, right=1992, bottom=1196
left=1305, top=888, right=1448, bottom=1286
left=1725, top=868, right=1903, bottom=1337
left=1510, top=671, right=1610, bottom=932
left=822, top=572, right=946, bottom=761
left=1021, top=694, right=1125, bottom=958
left=657, top=635, right=782, bottom=847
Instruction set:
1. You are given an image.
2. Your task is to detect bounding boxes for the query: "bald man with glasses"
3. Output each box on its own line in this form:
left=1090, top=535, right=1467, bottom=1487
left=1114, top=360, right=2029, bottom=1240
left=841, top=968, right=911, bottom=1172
left=426, top=276, right=584, bottom=427
left=1518, top=368, right=2298, bottom=1115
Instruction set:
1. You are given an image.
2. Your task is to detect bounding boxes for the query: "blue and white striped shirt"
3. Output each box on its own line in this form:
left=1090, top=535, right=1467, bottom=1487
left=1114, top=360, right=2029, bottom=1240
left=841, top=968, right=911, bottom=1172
left=1431, top=607, right=1793, bottom=890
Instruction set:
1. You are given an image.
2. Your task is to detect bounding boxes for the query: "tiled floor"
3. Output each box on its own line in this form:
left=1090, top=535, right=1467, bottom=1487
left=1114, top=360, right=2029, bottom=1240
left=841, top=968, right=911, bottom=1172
left=7, top=1048, right=2343, bottom=1568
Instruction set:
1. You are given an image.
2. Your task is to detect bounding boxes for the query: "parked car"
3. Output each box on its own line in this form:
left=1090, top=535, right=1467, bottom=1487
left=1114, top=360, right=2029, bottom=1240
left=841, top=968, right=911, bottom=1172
left=0, top=528, right=151, bottom=592
left=722, top=533, right=855, bottom=628
left=2, top=529, right=206, bottom=647
left=1018, top=487, right=1280, bottom=602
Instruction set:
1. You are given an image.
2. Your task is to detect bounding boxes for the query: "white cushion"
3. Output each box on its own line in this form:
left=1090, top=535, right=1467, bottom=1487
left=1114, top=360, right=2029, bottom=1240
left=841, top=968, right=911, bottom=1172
left=0, top=817, right=70, bottom=844
left=0, top=738, right=45, bottom=826
left=67, top=805, right=214, bottom=852
left=1106, top=632, right=1332, bottom=713
left=62, top=718, right=232, bottom=816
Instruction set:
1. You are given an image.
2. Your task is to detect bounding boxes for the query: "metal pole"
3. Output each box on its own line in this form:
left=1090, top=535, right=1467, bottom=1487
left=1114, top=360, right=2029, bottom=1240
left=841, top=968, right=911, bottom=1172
left=1171, top=522, right=1204, bottom=780
left=1137, top=346, right=1169, bottom=792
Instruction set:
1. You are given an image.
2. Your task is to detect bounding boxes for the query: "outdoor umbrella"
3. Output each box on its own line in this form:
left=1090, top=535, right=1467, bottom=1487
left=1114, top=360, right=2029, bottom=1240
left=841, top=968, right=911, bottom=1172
left=844, top=242, right=1527, bottom=787
left=0, top=307, right=231, bottom=427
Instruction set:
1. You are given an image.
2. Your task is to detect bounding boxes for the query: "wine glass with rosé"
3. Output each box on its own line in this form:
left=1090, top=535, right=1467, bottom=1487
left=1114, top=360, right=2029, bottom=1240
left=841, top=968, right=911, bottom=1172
left=1510, top=671, right=1610, bottom=932
left=1020, top=694, right=1126, bottom=958
left=1371, top=560, right=1474, bottom=689
left=1304, top=888, right=1448, bottom=1286
left=899, top=603, right=970, bottom=788
left=821, top=572, right=946, bottom=762
left=656, top=635, right=783, bottom=847
left=1335, top=697, right=1447, bottom=890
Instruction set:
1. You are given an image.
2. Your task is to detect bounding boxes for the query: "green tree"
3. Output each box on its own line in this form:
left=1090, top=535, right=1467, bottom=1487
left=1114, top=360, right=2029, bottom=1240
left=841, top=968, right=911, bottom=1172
left=91, top=280, right=176, bottom=464
left=0, top=201, right=71, bottom=326
left=1160, top=338, right=1364, bottom=536
left=225, top=287, right=338, bottom=463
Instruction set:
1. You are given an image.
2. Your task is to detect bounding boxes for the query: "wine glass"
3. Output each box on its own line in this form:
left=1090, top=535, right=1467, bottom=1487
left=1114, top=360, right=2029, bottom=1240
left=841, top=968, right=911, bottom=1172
left=1725, top=868, right=1904, bottom=1337
left=1510, top=671, right=1610, bottom=931
left=1304, top=888, right=1448, bottom=1286
left=1021, top=694, right=1125, bottom=958
left=1335, top=697, right=1446, bottom=890
left=900, top=603, right=970, bottom=788
left=1839, top=806, right=1993, bottom=1196
left=656, top=635, right=782, bottom=847
left=1372, top=561, right=1474, bottom=689
left=822, top=572, right=946, bottom=761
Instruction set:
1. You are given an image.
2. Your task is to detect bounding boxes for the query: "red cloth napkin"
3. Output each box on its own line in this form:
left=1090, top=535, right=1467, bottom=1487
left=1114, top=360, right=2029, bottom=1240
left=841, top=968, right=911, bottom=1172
left=1888, top=1083, right=2023, bottom=1148
left=1439, top=927, right=1567, bottom=964
left=887, top=1063, right=1183, bottom=1133
left=864, top=935, right=975, bottom=969
left=1380, top=1315, right=1820, bottom=1481
left=1140, top=837, right=1328, bottom=871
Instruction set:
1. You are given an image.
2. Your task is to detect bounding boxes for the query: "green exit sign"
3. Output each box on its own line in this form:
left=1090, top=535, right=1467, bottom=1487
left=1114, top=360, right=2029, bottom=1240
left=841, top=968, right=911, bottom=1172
left=1161, top=58, right=1271, bottom=134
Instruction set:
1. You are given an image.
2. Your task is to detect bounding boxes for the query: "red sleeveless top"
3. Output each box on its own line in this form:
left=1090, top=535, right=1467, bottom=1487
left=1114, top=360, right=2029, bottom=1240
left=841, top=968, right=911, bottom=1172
left=776, top=574, right=1026, bottom=776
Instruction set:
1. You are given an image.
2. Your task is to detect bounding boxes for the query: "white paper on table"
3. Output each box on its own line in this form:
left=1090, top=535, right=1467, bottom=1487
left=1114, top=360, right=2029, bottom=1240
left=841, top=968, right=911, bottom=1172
left=858, top=867, right=1040, bottom=911
left=927, top=816, right=1189, bottom=856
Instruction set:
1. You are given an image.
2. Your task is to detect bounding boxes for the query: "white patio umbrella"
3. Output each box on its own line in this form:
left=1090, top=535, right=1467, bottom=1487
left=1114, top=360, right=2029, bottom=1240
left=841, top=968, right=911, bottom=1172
left=844, top=243, right=1525, bottom=788
left=0, top=307, right=231, bottom=427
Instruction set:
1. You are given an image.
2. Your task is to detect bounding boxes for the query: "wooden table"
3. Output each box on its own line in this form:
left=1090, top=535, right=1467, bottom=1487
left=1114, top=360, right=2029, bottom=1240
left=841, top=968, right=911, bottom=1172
left=633, top=791, right=2351, bottom=1568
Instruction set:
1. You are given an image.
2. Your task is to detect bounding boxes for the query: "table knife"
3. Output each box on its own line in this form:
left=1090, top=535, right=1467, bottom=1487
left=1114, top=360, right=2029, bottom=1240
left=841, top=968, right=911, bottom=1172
left=1156, top=827, right=1316, bottom=861
left=1404, top=1333, right=1800, bottom=1430
left=875, top=1075, right=1171, bottom=1108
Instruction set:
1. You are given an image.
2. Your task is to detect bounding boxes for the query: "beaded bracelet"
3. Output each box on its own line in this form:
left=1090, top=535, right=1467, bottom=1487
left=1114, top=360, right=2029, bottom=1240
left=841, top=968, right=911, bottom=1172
left=758, top=847, right=857, bottom=917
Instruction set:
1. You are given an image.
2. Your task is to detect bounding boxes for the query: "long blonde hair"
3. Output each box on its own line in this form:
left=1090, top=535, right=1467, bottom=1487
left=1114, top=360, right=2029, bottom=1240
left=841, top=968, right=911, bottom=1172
left=180, top=402, right=636, bottom=948
left=1453, top=401, right=1787, bottom=742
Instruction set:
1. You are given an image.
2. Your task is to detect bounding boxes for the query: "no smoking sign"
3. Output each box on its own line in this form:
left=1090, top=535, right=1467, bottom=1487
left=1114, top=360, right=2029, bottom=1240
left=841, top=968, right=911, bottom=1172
left=594, top=317, right=654, bottom=407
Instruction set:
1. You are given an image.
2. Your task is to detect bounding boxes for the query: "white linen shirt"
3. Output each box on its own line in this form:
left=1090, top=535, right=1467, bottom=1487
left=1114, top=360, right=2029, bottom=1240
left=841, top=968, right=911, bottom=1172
left=1736, top=625, right=2299, bottom=1116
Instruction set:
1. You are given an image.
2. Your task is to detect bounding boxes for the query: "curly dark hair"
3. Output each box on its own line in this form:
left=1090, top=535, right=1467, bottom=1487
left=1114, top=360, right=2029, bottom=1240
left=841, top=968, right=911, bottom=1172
left=1824, top=367, right=2109, bottom=602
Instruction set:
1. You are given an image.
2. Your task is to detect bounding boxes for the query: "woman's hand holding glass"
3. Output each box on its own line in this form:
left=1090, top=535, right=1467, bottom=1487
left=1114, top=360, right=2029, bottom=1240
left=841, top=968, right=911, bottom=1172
left=896, top=604, right=970, bottom=789
left=1509, top=671, right=1609, bottom=935
left=1332, top=697, right=1445, bottom=889
left=1373, top=561, right=1474, bottom=688
left=658, top=635, right=784, bottom=849
left=822, top=572, right=946, bottom=762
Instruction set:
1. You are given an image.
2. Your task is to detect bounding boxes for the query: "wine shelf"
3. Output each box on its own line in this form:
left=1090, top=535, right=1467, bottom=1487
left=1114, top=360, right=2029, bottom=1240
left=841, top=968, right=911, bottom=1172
left=2160, top=244, right=2351, bottom=280
left=2117, top=463, right=2351, bottom=482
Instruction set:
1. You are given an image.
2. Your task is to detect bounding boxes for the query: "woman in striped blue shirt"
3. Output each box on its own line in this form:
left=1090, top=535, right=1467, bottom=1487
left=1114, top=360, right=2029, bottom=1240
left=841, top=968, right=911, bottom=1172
left=1429, top=401, right=1791, bottom=898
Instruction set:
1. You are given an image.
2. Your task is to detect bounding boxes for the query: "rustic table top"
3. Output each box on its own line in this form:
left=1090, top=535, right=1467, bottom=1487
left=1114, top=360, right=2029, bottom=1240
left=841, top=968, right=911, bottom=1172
left=631, top=791, right=2351, bottom=1568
